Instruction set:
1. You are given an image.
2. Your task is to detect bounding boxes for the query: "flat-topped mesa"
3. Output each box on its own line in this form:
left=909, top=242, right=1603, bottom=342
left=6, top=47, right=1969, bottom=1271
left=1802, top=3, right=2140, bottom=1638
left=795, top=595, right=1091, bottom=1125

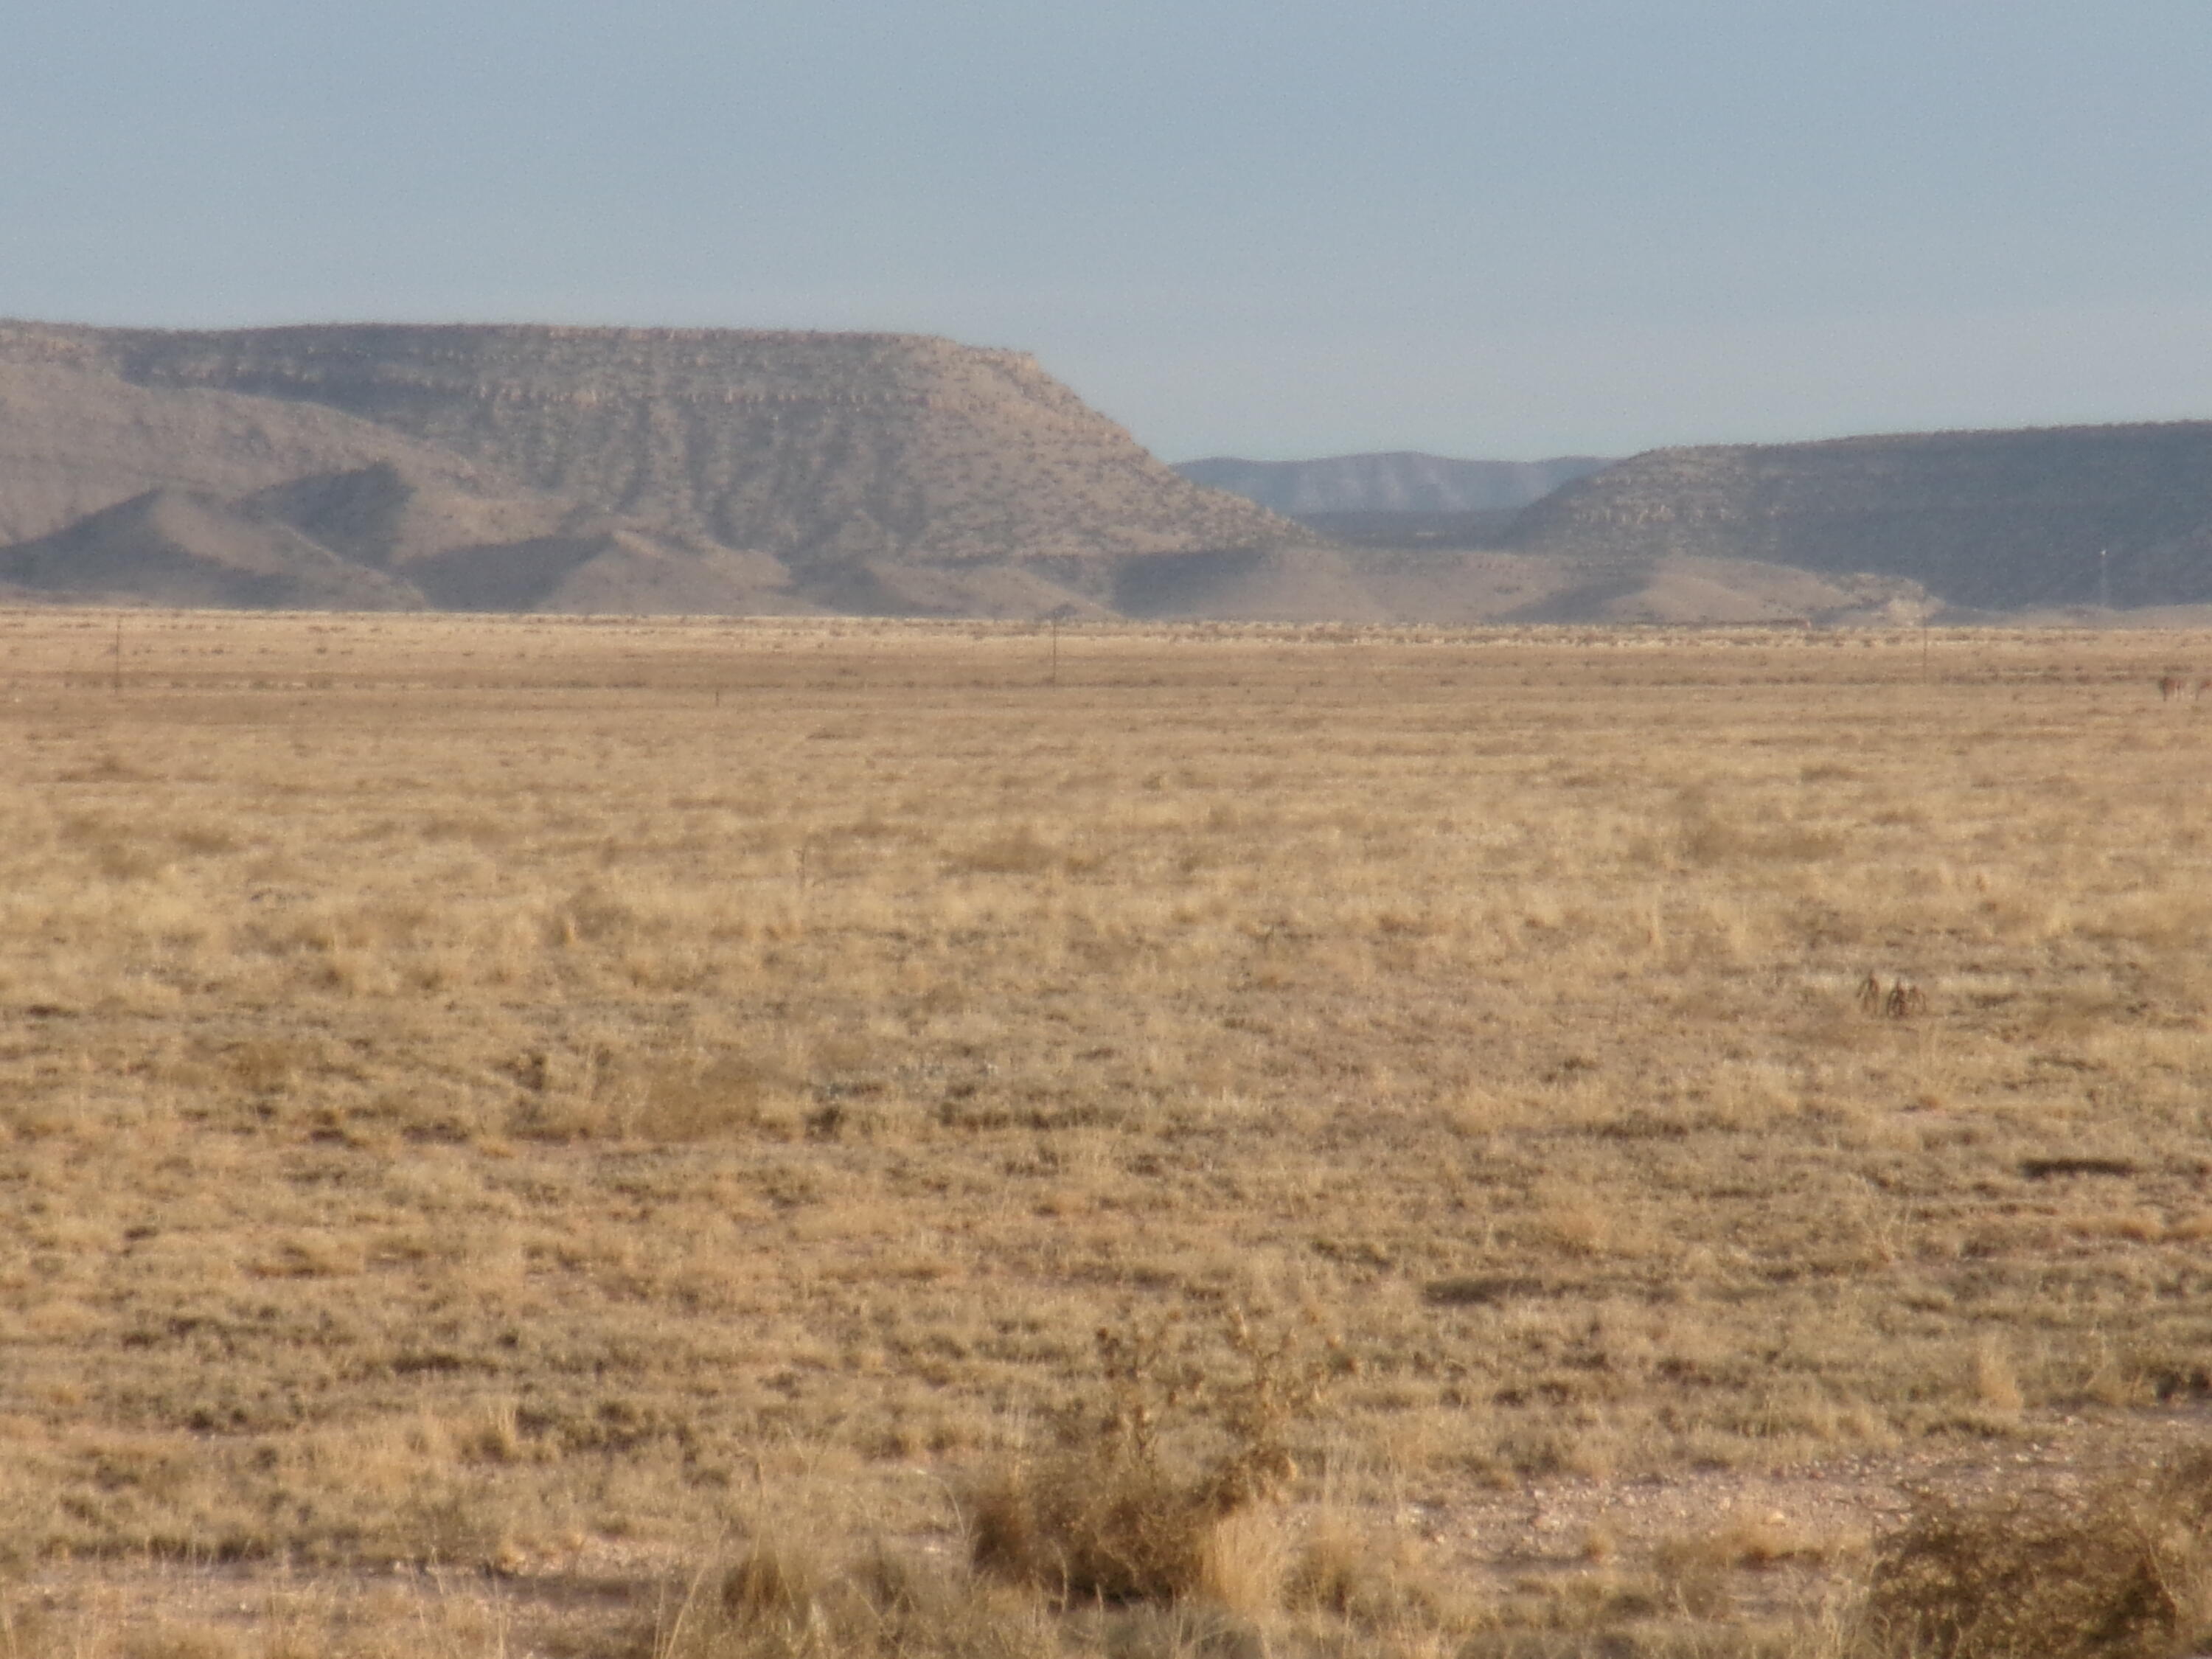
left=1503, top=422, right=2212, bottom=611
left=1, top=322, right=1309, bottom=571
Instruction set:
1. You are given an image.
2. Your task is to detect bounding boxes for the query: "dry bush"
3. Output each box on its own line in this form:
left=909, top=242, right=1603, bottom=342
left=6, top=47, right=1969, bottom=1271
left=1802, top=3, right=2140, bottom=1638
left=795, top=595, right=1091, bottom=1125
left=966, top=1445, right=1220, bottom=1610
left=966, top=1311, right=1333, bottom=1608
left=1860, top=1448, right=2212, bottom=1659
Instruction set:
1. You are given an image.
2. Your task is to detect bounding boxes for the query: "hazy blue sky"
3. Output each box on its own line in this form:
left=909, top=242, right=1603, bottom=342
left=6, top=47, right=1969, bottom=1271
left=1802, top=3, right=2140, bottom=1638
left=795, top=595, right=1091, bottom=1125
left=5, top=1, right=2208, bottom=460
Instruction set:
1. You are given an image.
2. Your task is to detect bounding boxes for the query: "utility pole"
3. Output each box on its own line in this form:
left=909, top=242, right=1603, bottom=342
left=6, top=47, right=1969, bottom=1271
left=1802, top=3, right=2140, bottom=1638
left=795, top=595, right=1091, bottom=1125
left=2099, top=548, right=2111, bottom=613
left=112, top=616, right=122, bottom=694
left=1048, top=617, right=1059, bottom=688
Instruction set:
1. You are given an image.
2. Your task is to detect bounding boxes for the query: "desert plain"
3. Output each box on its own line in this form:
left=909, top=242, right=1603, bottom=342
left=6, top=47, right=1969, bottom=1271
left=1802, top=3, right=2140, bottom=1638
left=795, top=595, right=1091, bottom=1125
left=3, top=608, right=2211, bottom=1658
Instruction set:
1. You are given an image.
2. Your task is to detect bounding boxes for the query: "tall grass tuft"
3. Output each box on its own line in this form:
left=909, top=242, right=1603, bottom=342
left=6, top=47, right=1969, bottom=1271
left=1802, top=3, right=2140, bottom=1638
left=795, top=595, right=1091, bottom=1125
left=656, top=1536, right=1057, bottom=1659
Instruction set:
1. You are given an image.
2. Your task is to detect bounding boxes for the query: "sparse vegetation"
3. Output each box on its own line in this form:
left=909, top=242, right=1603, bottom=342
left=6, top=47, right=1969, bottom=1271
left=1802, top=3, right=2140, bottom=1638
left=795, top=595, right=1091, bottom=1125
left=5, top=609, right=2212, bottom=1655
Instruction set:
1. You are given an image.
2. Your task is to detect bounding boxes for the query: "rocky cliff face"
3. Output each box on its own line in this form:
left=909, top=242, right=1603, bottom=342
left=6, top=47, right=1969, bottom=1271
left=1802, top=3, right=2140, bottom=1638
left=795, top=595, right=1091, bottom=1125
left=2, top=323, right=1307, bottom=574
left=1503, top=424, right=2212, bottom=611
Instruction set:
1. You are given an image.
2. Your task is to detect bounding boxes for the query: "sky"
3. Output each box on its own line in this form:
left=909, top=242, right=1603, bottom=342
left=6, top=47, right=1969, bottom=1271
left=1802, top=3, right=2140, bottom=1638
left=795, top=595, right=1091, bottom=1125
left=4, top=1, right=2210, bottom=462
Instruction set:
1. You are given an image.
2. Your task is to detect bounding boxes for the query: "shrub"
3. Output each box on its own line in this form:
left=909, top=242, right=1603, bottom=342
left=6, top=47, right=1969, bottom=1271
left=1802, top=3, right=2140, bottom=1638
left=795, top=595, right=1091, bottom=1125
left=1860, top=1447, right=2212, bottom=1659
left=965, top=1309, right=1337, bottom=1607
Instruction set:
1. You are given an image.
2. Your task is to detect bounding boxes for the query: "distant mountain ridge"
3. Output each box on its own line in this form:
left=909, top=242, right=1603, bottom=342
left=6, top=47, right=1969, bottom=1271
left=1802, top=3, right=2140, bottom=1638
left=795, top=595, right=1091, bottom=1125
left=7, top=319, right=2212, bottom=622
left=4, top=321, right=1307, bottom=568
left=1175, top=451, right=1613, bottom=516
left=0, top=320, right=1314, bottom=616
left=1503, top=422, right=2212, bottom=612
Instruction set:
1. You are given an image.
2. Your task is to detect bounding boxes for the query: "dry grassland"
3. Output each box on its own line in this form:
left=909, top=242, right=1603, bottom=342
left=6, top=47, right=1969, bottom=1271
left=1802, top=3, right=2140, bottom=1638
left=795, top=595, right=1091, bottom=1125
left=4, top=609, right=2212, bottom=1658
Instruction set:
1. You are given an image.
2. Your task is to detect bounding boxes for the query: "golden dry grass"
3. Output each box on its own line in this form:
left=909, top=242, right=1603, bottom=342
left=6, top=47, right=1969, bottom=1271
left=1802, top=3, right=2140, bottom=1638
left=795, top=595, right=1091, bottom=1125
left=5, top=608, right=2212, bottom=1655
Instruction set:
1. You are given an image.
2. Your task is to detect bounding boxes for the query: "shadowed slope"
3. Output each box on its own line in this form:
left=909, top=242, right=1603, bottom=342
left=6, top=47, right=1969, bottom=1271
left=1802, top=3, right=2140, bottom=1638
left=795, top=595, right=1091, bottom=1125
left=0, top=487, right=425, bottom=610
left=240, top=462, right=806, bottom=613
left=240, top=461, right=585, bottom=570
left=0, top=358, right=512, bottom=548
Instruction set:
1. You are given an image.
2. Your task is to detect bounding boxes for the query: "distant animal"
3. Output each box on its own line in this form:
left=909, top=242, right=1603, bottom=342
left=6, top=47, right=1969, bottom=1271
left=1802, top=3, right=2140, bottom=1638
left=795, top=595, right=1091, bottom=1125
left=2159, top=675, right=2185, bottom=701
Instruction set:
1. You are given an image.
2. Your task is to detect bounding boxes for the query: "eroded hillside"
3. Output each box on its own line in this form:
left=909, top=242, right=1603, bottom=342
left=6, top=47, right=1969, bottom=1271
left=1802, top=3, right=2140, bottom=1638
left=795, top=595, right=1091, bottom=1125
left=11, top=320, right=2205, bottom=621
left=0, top=355, right=510, bottom=549
left=1, top=322, right=1307, bottom=574
left=1505, top=423, right=2212, bottom=611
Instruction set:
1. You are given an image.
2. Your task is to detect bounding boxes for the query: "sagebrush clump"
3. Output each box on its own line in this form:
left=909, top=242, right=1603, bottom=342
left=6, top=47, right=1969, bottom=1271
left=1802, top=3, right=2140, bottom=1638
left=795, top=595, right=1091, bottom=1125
left=1861, top=1447, right=2212, bottom=1659
left=967, top=1309, right=1339, bottom=1607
